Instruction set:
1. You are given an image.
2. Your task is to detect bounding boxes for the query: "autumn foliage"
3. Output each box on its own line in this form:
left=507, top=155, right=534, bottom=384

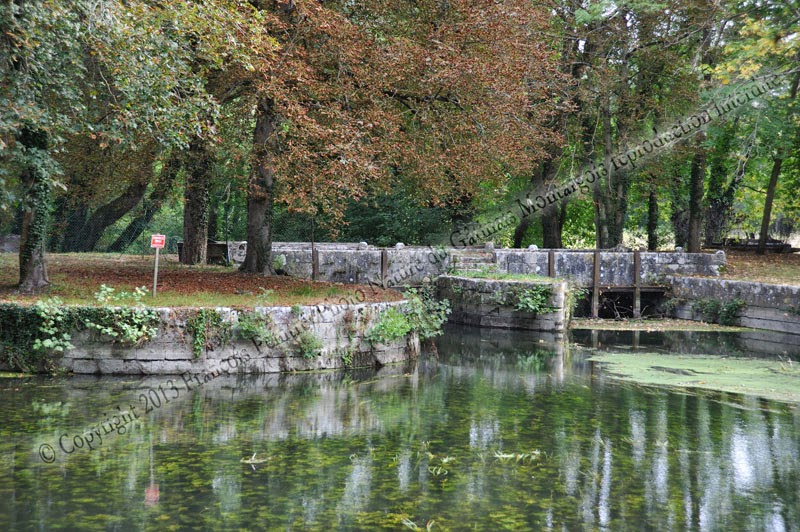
left=246, top=0, right=564, bottom=233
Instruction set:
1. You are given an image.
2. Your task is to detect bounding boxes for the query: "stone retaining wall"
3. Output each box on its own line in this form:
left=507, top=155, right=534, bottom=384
left=262, top=243, right=725, bottom=289
left=271, top=243, right=451, bottom=287
left=436, top=275, right=568, bottom=332
left=4, top=301, right=419, bottom=375
left=495, top=250, right=725, bottom=286
left=665, top=276, right=800, bottom=336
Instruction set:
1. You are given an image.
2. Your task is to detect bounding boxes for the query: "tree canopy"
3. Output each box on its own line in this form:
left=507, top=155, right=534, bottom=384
left=1, top=0, right=798, bottom=289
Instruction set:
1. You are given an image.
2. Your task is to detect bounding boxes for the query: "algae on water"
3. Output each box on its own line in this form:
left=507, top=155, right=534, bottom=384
left=588, top=352, right=800, bottom=404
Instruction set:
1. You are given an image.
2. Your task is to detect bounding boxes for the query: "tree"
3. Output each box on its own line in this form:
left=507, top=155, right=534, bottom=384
left=710, top=0, right=800, bottom=254
left=1, top=0, right=275, bottom=286
left=1, top=0, right=89, bottom=292
left=240, top=0, right=563, bottom=272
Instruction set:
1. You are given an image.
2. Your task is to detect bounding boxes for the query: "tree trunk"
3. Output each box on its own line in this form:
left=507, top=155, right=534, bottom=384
left=757, top=69, right=799, bottom=255
left=49, top=199, right=87, bottom=252
left=594, top=92, right=622, bottom=249
left=66, top=181, right=148, bottom=252
left=756, top=157, right=783, bottom=255
left=513, top=159, right=564, bottom=248
left=542, top=206, right=563, bottom=248
left=181, top=141, right=212, bottom=265
left=647, top=190, right=659, bottom=251
left=241, top=97, right=278, bottom=274
left=703, top=120, right=738, bottom=247
left=512, top=216, right=531, bottom=248
left=687, top=134, right=706, bottom=253
left=107, top=153, right=181, bottom=252
left=17, top=127, right=51, bottom=293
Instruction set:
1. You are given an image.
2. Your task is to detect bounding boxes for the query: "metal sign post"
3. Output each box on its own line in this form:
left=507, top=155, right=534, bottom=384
left=150, top=234, right=165, bottom=297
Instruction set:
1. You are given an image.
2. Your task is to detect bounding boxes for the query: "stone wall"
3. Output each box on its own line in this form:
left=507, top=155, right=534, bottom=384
left=494, top=249, right=726, bottom=286
left=0, top=235, right=20, bottom=253
left=572, top=327, right=800, bottom=358
left=436, top=275, right=568, bottom=332
left=263, top=243, right=725, bottom=289
left=665, top=276, right=800, bottom=336
left=270, top=243, right=451, bottom=287
left=6, top=301, right=419, bottom=375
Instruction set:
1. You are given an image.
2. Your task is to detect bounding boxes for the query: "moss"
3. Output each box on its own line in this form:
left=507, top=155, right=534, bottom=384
left=588, top=352, right=800, bottom=404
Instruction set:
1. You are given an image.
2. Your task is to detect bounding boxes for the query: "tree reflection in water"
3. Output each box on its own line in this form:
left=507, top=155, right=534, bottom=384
left=0, top=326, right=798, bottom=530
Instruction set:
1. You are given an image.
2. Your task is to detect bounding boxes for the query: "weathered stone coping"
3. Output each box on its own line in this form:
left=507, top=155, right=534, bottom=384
left=3, top=301, right=419, bottom=375
left=665, top=276, right=800, bottom=336
left=437, top=275, right=568, bottom=332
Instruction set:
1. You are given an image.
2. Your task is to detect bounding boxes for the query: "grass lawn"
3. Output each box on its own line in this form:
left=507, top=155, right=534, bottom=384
left=0, top=253, right=402, bottom=308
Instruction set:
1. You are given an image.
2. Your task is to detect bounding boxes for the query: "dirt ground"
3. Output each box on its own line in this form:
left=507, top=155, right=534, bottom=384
left=717, top=250, right=800, bottom=286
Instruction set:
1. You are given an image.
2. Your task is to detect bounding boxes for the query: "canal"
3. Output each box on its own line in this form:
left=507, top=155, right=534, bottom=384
left=1, top=326, right=798, bottom=530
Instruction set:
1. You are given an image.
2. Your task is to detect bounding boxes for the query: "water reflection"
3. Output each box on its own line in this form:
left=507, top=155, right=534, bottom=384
left=0, top=327, right=798, bottom=530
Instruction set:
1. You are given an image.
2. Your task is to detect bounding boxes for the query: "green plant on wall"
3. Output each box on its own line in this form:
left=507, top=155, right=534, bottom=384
left=237, top=310, right=276, bottom=349
left=0, top=288, right=162, bottom=373
left=513, top=285, right=555, bottom=315
left=0, top=304, right=43, bottom=372
left=32, top=298, right=75, bottom=354
left=691, top=297, right=745, bottom=326
left=366, top=307, right=412, bottom=344
left=692, top=298, right=722, bottom=322
left=294, top=329, right=323, bottom=358
left=186, top=309, right=232, bottom=359
left=340, top=347, right=355, bottom=367
left=403, top=288, right=450, bottom=340
left=367, top=289, right=451, bottom=345
left=564, top=285, right=587, bottom=322
left=719, top=299, right=745, bottom=326
left=83, top=285, right=159, bottom=345
left=661, top=297, right=682, bottom=314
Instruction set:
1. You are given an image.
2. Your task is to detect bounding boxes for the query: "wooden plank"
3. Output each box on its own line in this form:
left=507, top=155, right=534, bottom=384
left=592, top=250, right=600, bottom=318
left=633, top=250, right=641, bottom=318
left=312, top=247, right=319, bottom=281
left=548, top=249, right=555, bottom=277
left=380, top=249, right=389, bottom=288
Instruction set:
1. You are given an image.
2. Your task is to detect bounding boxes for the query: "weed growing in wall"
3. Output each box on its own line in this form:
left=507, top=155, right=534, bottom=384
left=367, top=288, right=451, bottom=345
left=294, top=330, right=323, bottom=358
left=513, top=285, right=556, bottom=315
left=691, top=297, right=746, bottom=326
left=186, top=309, right=232, bottom=359
left=236, top=310, right=277, bottom=349
left=84, top=285, right=159, bottom=345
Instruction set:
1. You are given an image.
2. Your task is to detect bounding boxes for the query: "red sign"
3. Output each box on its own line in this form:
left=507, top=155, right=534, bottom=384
left=150, top=234, right=166, bottom=249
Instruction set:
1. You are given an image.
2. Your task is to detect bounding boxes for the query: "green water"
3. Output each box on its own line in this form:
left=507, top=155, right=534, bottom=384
left=1, top=327, right=799, bottom=531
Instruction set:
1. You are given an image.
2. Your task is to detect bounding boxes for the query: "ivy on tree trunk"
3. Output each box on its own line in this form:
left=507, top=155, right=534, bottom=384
left=18, top=127, right=51, bottom=294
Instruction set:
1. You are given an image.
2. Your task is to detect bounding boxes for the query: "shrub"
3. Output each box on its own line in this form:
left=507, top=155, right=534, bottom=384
left=366, top=307, right=412, bottom=344
left=366, top=288, right=451, bottom=345
left=83, top=285, right=159, bottom=345
left=719, top=299, right=746, bottom=326
left=294, top=330, right=323, bottom=358
left=513, top=285, right=555, bottom=315
left=237, top=310, right=276, bottom=347
left=692, top=298, right=722, bottom=322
